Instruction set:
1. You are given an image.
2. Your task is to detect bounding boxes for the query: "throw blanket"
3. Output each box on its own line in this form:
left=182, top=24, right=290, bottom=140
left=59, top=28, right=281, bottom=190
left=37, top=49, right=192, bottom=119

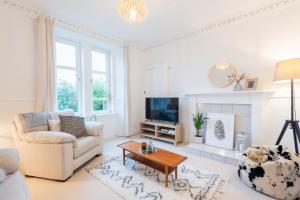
left=22, top=112, right=50, bottom=128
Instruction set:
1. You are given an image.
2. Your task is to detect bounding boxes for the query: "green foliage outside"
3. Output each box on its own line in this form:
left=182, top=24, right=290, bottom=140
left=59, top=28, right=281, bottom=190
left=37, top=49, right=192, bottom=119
left=93, top=79, right=107, bottom=111
left=57, top=80, right=78, bottom=112
left=57, top=79, right=107, bottom=112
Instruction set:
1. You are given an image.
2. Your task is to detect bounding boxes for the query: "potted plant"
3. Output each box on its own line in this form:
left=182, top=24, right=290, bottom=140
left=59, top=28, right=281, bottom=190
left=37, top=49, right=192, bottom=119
left=193, top=113, right=208, bottom=144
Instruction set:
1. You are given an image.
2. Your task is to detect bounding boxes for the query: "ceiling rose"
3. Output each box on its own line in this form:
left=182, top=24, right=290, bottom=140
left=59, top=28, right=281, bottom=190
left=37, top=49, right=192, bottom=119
left=119, top=0, right=148, bottom=22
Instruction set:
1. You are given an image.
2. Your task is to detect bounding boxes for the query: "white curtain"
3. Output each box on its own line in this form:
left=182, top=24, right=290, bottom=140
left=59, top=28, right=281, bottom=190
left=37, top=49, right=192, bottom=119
left=36, top=16, right=56, bottom=112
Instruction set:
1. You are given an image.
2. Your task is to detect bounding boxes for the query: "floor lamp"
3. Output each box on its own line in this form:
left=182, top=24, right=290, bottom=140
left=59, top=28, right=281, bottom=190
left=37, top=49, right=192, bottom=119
left=274, top=58, right=300, bottom=154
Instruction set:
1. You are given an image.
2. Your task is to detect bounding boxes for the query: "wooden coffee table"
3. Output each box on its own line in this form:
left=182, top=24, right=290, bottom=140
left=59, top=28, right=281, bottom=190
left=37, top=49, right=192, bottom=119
left=117, top=141, right=187, bottom=187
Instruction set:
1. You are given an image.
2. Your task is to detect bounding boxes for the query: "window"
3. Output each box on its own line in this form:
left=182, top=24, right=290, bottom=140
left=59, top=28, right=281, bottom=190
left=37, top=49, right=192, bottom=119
left=54, top=37, right=112, bottom=116
left=55, top=40, right=81, bottom=113
left=91, top=50, right=111, bottom=112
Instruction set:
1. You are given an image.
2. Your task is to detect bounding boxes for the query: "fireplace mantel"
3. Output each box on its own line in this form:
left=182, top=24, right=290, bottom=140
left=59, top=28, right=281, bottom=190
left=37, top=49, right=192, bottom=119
left=184, top=90, right=274, bottom=97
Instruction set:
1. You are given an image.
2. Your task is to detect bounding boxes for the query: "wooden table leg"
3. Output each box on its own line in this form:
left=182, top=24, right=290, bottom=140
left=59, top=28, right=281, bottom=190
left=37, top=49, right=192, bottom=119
left=123, top=149, right=125, bottom=165
left=165, top=165, right=169, bottom=187
left=175, top=167, right=177, bottom=180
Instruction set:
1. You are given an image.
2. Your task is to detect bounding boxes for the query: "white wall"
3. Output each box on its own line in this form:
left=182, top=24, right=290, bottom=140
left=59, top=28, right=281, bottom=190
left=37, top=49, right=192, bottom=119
left=93, top=114, right=120, bottom=140
left=127, top=46, right=145, bottom=135
left=140, top=5, right=300, bottom=149
left=0, top=6, right=36, bottom=142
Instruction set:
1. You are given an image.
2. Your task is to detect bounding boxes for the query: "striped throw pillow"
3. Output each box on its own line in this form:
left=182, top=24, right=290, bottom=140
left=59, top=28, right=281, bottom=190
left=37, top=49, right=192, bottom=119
left=59, top=116, right=87, bottom=138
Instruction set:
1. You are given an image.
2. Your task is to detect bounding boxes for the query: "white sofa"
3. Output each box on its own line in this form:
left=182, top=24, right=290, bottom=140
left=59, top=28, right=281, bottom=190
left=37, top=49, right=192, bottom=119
left=11, top=111, right=104, bottom=181
left=0, top=148, right=30, bottom=200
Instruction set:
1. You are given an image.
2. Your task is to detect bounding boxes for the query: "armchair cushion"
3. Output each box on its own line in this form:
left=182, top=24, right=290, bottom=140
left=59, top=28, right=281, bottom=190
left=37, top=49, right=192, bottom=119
left=21, top=131, right=77, bottom=147
left=85, top=121, right=104, bottom=136
left=48, top=119, right=61, bottom=132
left=73, top=136, right=100, bottom=158
left=0, top=148, right=19, bottom=174
left=59, top=116, right=87, bottom=138
left=15, top=112, right=50, bottom=134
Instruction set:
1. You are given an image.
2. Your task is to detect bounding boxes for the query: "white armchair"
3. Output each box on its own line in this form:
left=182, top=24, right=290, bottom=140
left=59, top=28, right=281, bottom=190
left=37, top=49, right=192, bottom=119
left=11, top=111, right=103, bottom=181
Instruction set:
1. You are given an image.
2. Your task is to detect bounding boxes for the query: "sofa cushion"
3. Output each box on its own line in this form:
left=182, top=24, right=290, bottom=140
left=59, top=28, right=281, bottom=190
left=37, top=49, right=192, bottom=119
left=59, top=116, right=87, bottom=138
left=0, top=172, right=30, bottom=200
left=0, top=168, right=5, bottom=182
left=73, top=136, right=100, bottom=158
left=48, top=119, right=61, bottom=132
left=0, top=148, right=19, bottom=174
left=85, top=121, right=104, bottom=136
left=15, top=112, right=50, bottom=134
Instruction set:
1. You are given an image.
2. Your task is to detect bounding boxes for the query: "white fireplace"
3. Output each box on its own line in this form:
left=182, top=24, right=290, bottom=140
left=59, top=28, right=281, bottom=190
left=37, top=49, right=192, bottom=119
left=184, top=90, right=274, bottom=164
left=198, top=103, right=251, bottom=150
left=185, top=90, right=274, bottom=146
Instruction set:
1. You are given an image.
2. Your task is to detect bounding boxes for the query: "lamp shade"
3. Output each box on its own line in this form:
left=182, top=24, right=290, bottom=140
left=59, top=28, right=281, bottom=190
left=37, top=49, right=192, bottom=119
left=119, top=0, right=148, bottom=22
left=274, top=58, right=300, bottom=81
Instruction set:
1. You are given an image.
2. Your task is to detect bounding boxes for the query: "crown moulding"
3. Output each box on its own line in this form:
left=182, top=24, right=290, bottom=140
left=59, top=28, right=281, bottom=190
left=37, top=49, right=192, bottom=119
left=1, top=0, right=299, bottom=50
left=0, top=0, right=125, bottom=47
left=144, top=0, right=300, bottom=50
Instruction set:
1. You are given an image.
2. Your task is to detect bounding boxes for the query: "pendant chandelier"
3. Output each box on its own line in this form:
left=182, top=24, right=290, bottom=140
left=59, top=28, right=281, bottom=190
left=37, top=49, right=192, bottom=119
left=119, top=0, right=148, bottom=22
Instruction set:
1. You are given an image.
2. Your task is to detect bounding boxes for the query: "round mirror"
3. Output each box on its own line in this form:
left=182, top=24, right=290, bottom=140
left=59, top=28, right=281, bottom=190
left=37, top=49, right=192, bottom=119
left=209, top=62, right=236, bottom=88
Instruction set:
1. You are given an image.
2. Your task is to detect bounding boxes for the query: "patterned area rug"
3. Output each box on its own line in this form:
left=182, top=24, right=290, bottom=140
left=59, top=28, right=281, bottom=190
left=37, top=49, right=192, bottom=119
left=87, top=156, right=225, bottom=200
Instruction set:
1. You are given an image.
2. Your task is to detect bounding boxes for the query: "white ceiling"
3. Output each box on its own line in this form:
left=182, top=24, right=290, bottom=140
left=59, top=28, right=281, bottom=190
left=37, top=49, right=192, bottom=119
left=25, top=0, right=278, bottom=49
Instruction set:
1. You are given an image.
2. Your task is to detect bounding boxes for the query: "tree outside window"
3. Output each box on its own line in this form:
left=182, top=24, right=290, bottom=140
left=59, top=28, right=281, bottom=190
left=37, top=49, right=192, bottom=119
left=55, top=41, right=80, bottom=113
left=92, top=50, right=110, bottom=112
left=57, top=80, right=78, bottom=112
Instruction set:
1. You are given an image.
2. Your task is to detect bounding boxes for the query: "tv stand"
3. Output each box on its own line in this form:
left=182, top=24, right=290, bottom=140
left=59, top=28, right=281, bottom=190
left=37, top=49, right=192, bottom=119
left=140, top=121, right=182, bottom=145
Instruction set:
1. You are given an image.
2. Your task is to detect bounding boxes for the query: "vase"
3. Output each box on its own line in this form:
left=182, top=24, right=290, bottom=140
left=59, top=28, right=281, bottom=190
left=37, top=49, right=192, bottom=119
left=235, top=131, right=247, bottom=153
left=194, top=136, right=203, bottom=144
left=233, top=83, right=243, bottom=91
left=194, top=129, right=203, bottom=144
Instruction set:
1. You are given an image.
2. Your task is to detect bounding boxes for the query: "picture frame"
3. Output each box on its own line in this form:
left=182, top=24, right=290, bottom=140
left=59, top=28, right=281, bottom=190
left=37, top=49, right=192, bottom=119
left=244, top=78, right=258, bottom=90
left=206, top=112, right=235, bottom=150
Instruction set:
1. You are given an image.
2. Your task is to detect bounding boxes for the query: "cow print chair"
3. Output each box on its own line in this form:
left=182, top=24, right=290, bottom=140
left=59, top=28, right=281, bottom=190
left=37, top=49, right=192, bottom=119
left=238, top=145, right=300, bottom=200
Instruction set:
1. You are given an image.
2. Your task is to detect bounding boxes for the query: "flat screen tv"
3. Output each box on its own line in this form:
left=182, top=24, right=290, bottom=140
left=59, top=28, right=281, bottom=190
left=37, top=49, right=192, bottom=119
left=145, top=97, right=179, bottom=123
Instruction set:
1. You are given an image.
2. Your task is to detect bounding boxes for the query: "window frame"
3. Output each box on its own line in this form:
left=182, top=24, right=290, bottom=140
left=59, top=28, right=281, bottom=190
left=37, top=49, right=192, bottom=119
left=90, top=47, right=112, bottom=114
left=54, top=38, right=83, bottom=115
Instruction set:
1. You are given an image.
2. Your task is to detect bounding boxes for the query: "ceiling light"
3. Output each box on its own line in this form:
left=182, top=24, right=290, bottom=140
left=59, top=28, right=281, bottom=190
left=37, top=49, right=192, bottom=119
left=119, top=0, right=148, bottom=22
